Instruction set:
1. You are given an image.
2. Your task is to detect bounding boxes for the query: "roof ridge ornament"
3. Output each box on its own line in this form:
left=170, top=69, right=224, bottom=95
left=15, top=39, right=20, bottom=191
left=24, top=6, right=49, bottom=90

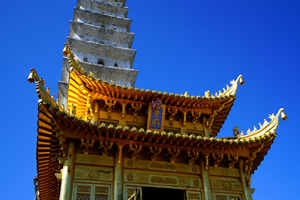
left=203, top=74, right=244, bottom=98
left=63, top=43, right=86, bottom=74
left=220, top=74, right=244, bottom=97
left=27, top=68, right=40, bottom=83
left=239, top=108, right=287, bottom=139
left=28, top=69, right=58, bottom=108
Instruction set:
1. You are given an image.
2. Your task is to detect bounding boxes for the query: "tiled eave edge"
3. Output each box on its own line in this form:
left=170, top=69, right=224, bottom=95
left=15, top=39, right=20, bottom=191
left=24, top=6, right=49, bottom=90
left=41, top=100, right=277, bottom=176
left=28, top=65, right=279, bottom=176
left=70, top=69, right=238, bottom=137
left=28, top=69, right=60, bottom=200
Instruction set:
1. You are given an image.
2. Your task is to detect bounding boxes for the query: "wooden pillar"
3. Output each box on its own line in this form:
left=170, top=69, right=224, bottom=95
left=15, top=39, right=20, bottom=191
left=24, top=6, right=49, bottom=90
left=114, top=145, right=123, bottom=200
left=120, top=103, right=127, bottom=125
left=201, top=161, right=212, bottom=200
left=59, top=142, right=75, bottom=200
left=239, top=160, right=250, bottom=200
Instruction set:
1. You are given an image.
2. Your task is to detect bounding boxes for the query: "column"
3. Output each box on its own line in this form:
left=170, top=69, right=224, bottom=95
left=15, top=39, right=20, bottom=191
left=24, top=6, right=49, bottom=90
left=114, top=145, right=123, bottom=200
left=239, top=160, right=250, bottom=200
left=59, top=142, right=75, bottom=200
left=201, top=161, right=212, bottom=200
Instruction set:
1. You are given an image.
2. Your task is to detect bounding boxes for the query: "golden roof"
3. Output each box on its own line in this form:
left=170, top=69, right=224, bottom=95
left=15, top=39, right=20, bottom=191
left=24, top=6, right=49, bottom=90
left=28, top=44, right=286, bottom=200
left=28, top=69, right=286, bottom=187
left=64, top=43, right=245, bottom=137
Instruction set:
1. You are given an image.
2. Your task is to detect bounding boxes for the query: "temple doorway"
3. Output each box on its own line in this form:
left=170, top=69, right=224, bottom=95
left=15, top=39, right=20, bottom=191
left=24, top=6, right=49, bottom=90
left=142, top=187, right=185, bottom=200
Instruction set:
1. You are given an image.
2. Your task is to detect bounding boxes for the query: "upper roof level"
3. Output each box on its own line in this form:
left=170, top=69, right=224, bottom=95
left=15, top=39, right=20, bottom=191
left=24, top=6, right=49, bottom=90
left=61, top=44, right=244, bottom=137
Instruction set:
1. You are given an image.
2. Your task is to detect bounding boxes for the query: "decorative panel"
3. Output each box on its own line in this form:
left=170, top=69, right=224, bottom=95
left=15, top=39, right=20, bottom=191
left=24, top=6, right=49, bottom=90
left=124, top=169, right=201, bottom=189
left=76, top=154, right=114, bottom=166
left=124, top=159, right=201, bottom=174
left=210, top=178, right=242, bottom=192
left=215, top=195, right=227, bottom=200
left=75, top=184, right=92, bottom=200
left=75, top=165, right=113, bottom=182
left=95, top=185, right=110, bottom=200
left=208, top=168, right=240, bottom=178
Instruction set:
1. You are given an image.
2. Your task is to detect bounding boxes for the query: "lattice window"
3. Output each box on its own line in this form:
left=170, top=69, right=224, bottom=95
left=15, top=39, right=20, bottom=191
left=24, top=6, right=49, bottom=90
left=187, top=191, right=201, bottom=200
left=215, top=194, right=242, bottom=200
left=95, top=185, right=109, bottom=200
left=73, top=183, right=111, bottom=200
left=76, top=184, right=91, bottom=200
left=228, top=196, right=241, bottom=200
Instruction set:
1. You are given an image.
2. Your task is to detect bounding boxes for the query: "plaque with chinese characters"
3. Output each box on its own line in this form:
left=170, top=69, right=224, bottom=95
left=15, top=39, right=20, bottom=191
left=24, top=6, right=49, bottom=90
left=147, top=98, right=165, bottom=130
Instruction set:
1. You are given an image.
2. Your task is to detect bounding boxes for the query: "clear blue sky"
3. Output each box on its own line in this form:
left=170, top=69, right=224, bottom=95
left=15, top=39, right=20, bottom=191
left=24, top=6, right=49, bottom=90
left=1, top=0, right=299, bottom=199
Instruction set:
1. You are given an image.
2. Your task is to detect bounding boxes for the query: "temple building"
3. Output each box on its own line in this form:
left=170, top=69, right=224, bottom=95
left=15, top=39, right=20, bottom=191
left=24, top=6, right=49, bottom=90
left=29, top=1, right=286, bottom=200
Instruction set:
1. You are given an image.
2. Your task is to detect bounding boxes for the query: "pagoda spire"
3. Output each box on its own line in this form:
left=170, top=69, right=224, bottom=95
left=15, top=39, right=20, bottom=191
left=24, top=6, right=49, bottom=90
left=58, top=0, right=138, bottom=106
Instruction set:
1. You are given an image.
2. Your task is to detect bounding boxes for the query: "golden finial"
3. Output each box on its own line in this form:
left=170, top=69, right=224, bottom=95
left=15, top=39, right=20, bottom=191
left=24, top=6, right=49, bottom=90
left=27, top=69, right=39, bottom=83
left=221, top=74, right=244, bottom=97
left=204, top=90, right=210, bottom=98
left=239, top=75, right=245, bottom=85
left=280, top=109, right=287, bottom=120
left=184, top=91, right=189, bottom=97
left=253, top=126, right=257, bottom=131
left=239, top=108, right=287, bottom=139
left=63, top=43, right=70, bottom=56
left=27, top=71, right=35, bottom=83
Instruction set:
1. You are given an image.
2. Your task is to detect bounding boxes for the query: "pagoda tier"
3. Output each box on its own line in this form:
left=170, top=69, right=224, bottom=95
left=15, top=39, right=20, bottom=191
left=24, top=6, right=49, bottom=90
left=28, top=68, right=286, bottom=200
left=59, top=0, right=137, bottom=107
left=67, top=37, right=136, bottom=67
left=78, top=0, right=128, bottom=17
left=70, top=22, right=134, bottom=48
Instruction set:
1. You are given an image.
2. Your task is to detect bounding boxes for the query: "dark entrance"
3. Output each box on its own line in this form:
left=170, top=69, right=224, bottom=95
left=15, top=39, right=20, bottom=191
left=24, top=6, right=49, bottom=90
left=142, top=187, right=185, bottom=200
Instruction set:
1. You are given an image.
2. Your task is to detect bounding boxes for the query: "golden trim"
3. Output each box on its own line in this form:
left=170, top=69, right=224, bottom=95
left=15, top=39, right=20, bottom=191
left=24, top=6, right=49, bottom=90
left=239, top=108, right=287, bottom=138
